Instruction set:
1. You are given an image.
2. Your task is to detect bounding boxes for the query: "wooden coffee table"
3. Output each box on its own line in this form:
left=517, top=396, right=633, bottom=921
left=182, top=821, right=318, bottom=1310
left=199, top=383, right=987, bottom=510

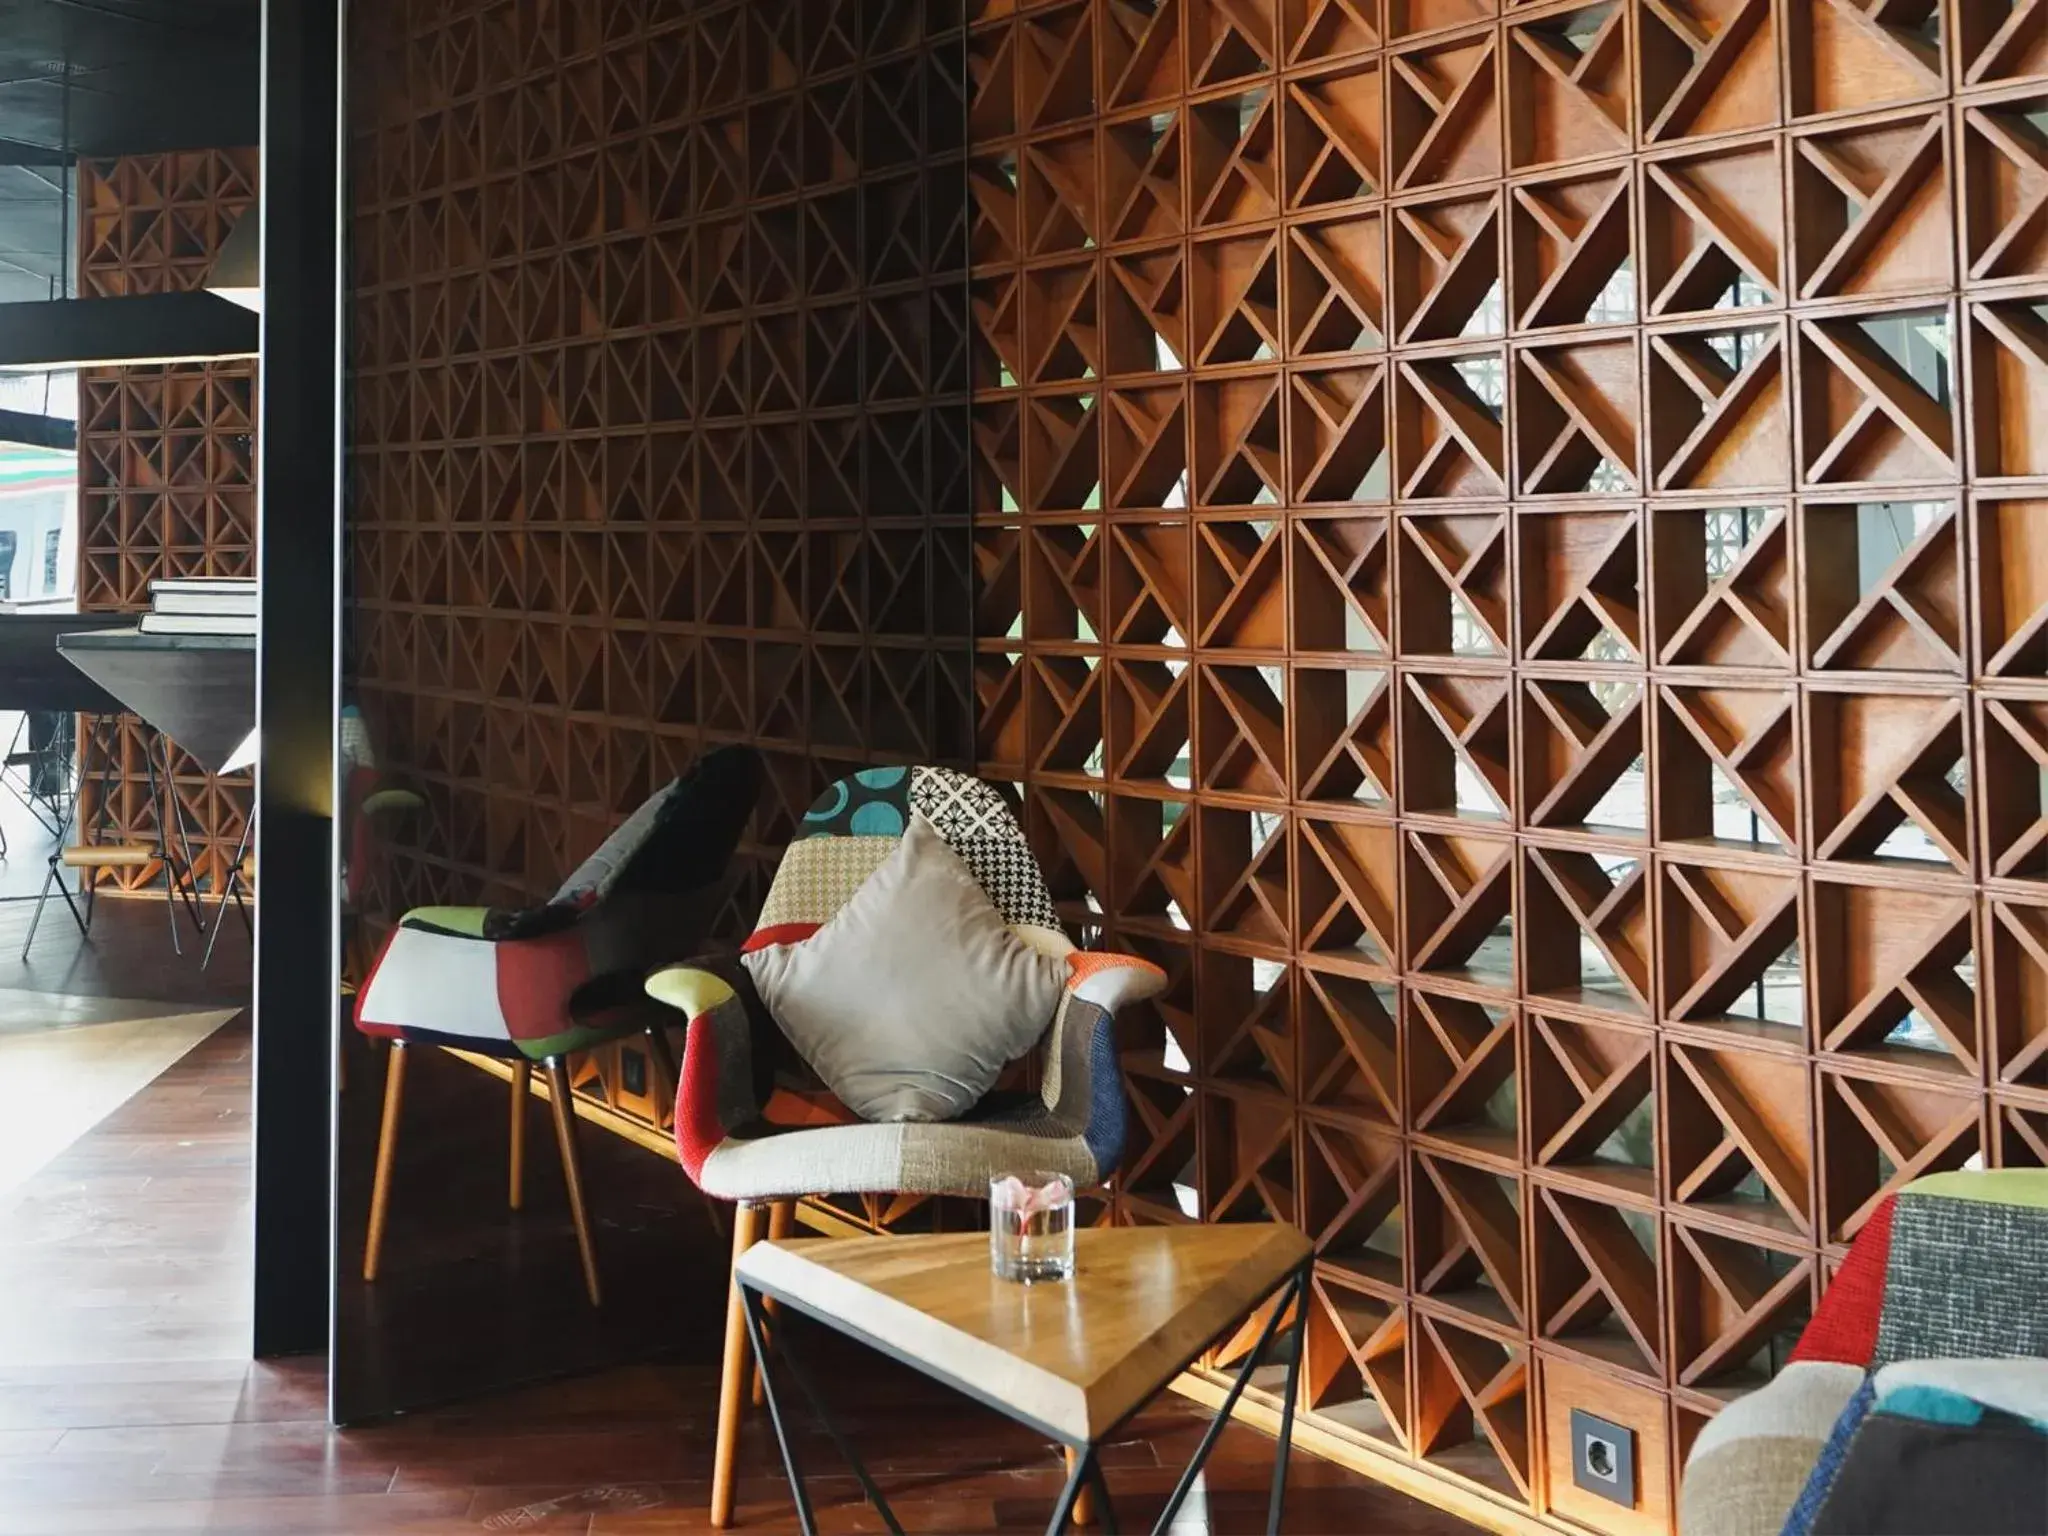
left=734, top=1222, right=1314, bottom=1535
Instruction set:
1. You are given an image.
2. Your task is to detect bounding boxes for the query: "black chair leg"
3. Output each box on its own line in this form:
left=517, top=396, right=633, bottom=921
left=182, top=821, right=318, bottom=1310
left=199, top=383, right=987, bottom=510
left=20, top=861, right=56, bottom=961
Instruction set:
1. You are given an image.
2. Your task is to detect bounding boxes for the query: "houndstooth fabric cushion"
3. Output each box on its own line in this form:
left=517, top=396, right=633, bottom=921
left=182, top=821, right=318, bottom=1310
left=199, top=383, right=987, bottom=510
left=910, top=767, right=1059, bottom=930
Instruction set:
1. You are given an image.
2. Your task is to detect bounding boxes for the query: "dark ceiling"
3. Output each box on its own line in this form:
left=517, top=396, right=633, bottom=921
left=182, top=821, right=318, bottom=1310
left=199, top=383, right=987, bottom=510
left=0, top=0, right=259, bottom=302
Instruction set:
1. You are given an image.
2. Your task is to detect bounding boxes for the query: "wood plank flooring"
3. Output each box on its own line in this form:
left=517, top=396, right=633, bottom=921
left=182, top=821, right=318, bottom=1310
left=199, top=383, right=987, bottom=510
left=0, top=977, right=1479, bottom=1534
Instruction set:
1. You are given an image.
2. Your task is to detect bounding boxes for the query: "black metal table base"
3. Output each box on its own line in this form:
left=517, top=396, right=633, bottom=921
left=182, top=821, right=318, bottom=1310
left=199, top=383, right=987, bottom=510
left=739, top=1259, right=1312, bottom=1536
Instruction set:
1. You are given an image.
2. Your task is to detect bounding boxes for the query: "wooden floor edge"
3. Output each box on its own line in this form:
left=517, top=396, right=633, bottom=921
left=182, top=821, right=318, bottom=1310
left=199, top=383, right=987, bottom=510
left=1165, top=1373, right=1556, bottom=1536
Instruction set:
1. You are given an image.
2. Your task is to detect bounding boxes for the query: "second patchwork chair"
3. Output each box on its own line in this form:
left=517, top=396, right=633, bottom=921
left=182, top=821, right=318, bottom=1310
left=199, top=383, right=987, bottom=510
left=353, top=742, right=763, bottom=1305
left=642, top=764, right=1166, bottom=1527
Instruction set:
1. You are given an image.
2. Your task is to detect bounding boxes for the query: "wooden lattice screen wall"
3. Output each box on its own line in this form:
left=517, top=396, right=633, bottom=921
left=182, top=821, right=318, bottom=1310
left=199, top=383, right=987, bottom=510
left=345, top=5, right=973, bottom=1120
left=75, top=149, right=259, bottom=893
left=347, top=1, right=2048, bottom=1531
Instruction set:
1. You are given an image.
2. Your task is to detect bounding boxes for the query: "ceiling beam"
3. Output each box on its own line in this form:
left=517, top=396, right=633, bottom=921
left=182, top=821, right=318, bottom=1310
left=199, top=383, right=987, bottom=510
left=0, top=291, right=257, bottom=369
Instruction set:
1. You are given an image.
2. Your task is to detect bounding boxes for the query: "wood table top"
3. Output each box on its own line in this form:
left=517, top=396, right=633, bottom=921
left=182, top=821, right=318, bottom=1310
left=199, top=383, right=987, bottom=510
left=736, top=1222, right=1312, bottom=1443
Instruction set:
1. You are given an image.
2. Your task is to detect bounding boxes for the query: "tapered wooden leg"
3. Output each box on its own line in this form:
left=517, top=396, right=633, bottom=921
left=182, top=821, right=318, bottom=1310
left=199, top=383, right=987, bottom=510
left=362, top=1040, right=408, bottom=1282
left=749, top=1199, right=796, bottom=1407
left=508, top=1060, right=532, bottom=1211
left=1068, top=1447, right=1097, bottom=1526
left=545, top=1057, right=602, bottom=1307
left=712, top=1200, right=767, bottom=1529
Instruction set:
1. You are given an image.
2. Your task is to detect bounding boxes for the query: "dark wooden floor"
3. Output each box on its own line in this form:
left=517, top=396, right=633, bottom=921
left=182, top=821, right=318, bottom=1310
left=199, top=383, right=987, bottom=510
left=0, top=880, right=251, bottom=1007
left=0, top=974, right=1476, bottom=1534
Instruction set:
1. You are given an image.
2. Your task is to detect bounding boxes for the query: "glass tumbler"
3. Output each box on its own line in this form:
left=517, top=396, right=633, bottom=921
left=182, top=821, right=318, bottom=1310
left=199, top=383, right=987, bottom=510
left=989, top=1171, right=1075, bottom=1283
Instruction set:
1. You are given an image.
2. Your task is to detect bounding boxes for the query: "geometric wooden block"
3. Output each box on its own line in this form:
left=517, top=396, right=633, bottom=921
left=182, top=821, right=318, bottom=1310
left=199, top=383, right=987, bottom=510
left=1202, top=945, right=1294, bottom=1094
left=1512, top=335, right=1641, bottom=496
left=1956, top=12, right=2048, bottom=92
left=1102, top=0, right=1181, bottom=111
left=1789, top=108, right=1951, bottom=304
left=1527, top=1011, right=1656, bottom=1196
left=1293, top=665, right=1395, bottom=810
left=1966, top=295, right=2048, bottom=482
left=1520, top=844, right=1654, bottom=1020
left=1981, top=693, right=2048, bottom=883
left=1197, top=804, right=1290, bottom=948
left=1121, top=1069, right=1203, bottom=1223
left=1808, top=874, right=1979, bottom=1081
left=1413, top=1309, right=1532, bottom=1501
left=1404, top=827, right=1517, bottom=994
left=1302, top=1114, right=1406, bottom=1286
left=1818, top=1065, right=1982, bottom=1245
left=1645, top=315, right=1790, bottom=493
left=1647, top=503, right=1794, bottom=670
left=1296, top=815, right=1400, bottom=968
left=1288, top=363, right=1390, bottom=503
left=1665, top=1217, right=1814, bottom=1396
left=1285, top=0, right=1381, bottom=68
left=1637, top=0, right=1780, bottom=145
left=1999, top=1100, right=2048, bottom=1169
left=1641, top=134, right=1784, bottom=318
left=1305, top=1274, right=1410, bottom=1449
left=1392, top=188, right=1504, bottom=345
left=1507, top=163, right=1634, bottom=333
left=1287, top=211, right=1387, bottom=356
left=1531, top=1186, right=1661, bottom=1379
left=1188, top=87, right=1279, bottom=228
left=1396, top=510, right=1511, bottom=656
left=1653, top=682, right=1802, bottom=858
left=1973, top=492, right=2048, bottom=678
left=1388, top=31, right=1502, bottom=193
left=1203, top=1085, right=1297, bottom=1223
left=1408, top=987, right=1519, bottom=1164
left=1794, top=305, right=1957, bottom=489
left=1665, top=1037, right=1814, bottom=1240
left=1394, top=351, right=1508, bottom=499
left=1400, top=669, right=1514, bottom=823
left=1285, top=61, right=1384, bottom=209
left=1294, top=516, right=1393, bottom=654
left=1300, top=967, right=1402, bottom=1122
left=1656, top=856, right=1803, bottom=1045
left=1516, top=505, right=1642, bottom=664
left=1804, top=689, right=1970, bottom=875
left=1192, top=376, right=1285, bottom=506
left=1784, top=0, right=1946, bottom=122
left=1959, top=91, right=2048, bottom=287
left=1797, top=496, right=1963, bottom=675
left=1412, top=1148, right=1526, bottom=1330
left=1103, top=116, right=1185, bottom=243
left=1504, top=4, right=1632, bottom=173
left=1518, top=676, right=1647, bottom=840
left=1987, top=896, right=2048, bottom=1093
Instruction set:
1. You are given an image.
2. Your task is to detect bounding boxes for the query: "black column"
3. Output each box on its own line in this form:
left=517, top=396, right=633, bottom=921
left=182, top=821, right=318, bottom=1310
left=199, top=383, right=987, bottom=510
left=252, top=0, right=342, bottom=1359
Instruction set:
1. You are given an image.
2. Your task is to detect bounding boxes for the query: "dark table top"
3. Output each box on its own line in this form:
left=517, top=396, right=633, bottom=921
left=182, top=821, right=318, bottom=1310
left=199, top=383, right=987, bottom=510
left=56, top=624, right=257, bottom=774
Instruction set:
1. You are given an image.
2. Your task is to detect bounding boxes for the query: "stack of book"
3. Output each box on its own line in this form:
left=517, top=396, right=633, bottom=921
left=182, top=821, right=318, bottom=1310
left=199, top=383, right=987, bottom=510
left=137, top=578, right=258, bottom=637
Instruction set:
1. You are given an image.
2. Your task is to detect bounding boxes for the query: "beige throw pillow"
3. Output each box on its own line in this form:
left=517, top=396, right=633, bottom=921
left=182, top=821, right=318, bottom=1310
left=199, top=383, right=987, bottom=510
left=742, top=813, right=1066, bottom=1123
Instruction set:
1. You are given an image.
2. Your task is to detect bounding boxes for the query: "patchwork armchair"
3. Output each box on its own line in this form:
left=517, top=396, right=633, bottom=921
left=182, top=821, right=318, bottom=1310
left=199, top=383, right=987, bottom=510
left=641, top=765, right=1165, bottom=1527
left=354, top=743, right=763, bottom=1306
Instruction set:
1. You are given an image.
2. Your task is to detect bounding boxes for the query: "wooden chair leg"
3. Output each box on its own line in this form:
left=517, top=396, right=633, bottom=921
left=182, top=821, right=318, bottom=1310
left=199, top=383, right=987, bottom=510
left=545, top=1057, right=602, bottom=1307
left=749, top=1199, right=796, bottom=1407
left=712, top=1200, right=767, bottom=1529
left=362, top=1040, right=408, bottom=1282
left=508, top=1059, right=532, bottom=1211
left=1068, top=1446, right=1097, bottom=1526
